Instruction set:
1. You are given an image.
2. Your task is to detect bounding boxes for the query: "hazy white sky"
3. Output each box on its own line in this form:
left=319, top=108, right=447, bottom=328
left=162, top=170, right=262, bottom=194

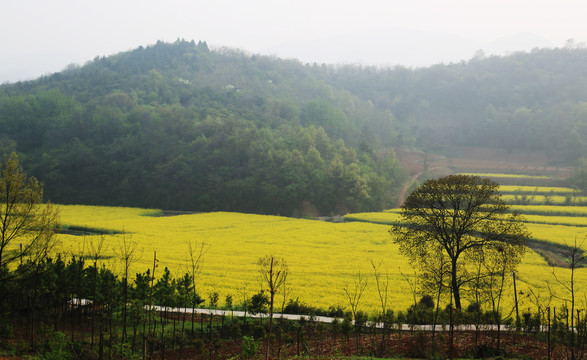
left=1, top=0, right=586, bottom=83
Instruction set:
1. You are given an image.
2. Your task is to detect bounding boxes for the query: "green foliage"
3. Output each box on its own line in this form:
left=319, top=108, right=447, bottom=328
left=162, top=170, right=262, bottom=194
left=112, top=342, right=141, bottom=360
left=249, top=291, right=269, bottom=315
left=240, top=335, right=259, bottom=359
left=0, top=40, right=407, bottom=216
left=332, top=47, right=587, bottom=161
left=40, top=331, right=71, bottom=360
left=3, top=41, right=587, bottom=215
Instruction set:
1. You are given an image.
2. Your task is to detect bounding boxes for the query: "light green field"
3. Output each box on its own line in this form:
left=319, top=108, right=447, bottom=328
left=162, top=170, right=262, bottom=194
left=48, top=204, right=587, bottom=316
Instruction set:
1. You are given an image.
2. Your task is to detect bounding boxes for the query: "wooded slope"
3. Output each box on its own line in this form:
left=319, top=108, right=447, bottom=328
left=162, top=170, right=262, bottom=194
left=1, top=40, right=586, bottom=213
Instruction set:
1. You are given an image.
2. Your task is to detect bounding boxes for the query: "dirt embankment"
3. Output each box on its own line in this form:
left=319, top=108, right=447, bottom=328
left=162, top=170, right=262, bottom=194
left=396, top=146, right=572, bottom=182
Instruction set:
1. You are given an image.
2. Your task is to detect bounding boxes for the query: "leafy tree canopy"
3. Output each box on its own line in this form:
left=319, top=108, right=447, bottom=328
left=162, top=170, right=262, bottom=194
left=390, top=175, right=530, bottom=310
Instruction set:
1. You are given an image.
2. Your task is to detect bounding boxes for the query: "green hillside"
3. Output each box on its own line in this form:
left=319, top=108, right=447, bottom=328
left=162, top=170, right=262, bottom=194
left=1, top=40, right=587, bottom=214
left=0, top=40, right=404, bottom=215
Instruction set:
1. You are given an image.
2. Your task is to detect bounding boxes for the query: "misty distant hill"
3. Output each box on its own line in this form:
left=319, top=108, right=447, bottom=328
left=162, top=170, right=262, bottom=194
left=265, top=29, right=555, bottom=67
left=0, top=40, right=586, bottom=213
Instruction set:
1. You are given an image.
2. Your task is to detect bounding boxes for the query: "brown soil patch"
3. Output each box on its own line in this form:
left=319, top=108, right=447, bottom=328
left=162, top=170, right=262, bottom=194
left=396, top=147, right=572, bottom=181
left=150, top=330, right=571, bottom=359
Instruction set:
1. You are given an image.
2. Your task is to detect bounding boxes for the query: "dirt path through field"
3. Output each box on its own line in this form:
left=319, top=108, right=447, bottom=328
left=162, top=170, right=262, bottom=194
left=395, top=172, right=421, bottom=208
left=395, top=167, right=444, bottom=208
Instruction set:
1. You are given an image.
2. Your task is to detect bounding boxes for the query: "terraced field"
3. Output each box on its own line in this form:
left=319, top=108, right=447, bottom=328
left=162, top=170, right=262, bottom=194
left=344, top=179, right=587, bottom=313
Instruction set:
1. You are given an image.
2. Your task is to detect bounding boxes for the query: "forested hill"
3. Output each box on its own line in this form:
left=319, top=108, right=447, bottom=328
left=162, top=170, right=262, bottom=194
left=330, top=46, right=587, bottom=160
left=0, top=40, right=403, bottom=215
left=1, top=40, right=586, bottom=214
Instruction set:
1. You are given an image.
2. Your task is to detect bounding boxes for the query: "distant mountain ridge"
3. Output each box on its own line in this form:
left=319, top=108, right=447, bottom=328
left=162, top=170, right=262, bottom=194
left=265, top=29, right=556, bottom=67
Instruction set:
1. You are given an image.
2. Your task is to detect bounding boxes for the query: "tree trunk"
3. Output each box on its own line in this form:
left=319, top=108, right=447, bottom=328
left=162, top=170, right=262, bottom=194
left=191, top=304, right=195, bottom=337
left=122, top=276, right=128, bottom=343
left=266, top=291, right=274, bottom=360
left=209, top=311, right=213, bottom=342
left=451, top=261, right=461, bottom=310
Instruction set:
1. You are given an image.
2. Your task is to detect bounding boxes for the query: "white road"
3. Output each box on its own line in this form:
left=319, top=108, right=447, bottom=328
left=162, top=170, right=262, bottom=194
left=148, top=306, right=539, bottom=332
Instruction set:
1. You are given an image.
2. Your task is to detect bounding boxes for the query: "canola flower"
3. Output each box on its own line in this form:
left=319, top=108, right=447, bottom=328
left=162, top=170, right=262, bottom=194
left=344, top=212, right=403, bottom=225
left=56, top=206, right=417, bottom=313
left=502, top=194, right=587, bottom=205
left=499, top=185, right=579, bottom=195
left=52, top=204, right=587, bottom=316
left=346, top=210, right=587, bottom=228
left=510, top=205, right=587, bottom=217
left=458, top=173, right=551, bottom=179
left=523, top=214, right=587, bottom=227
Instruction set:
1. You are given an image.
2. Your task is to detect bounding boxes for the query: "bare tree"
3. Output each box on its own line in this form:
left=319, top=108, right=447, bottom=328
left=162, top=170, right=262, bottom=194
left=371, top=260, right=392, bottom=355
left=400, top=269, right=418, bottom=332
left=484, top=241, right=524, bottom=350
left=344, top=271, right=368, bottom=322
left=144, top=250, right=158, bottom=360
left=186, top=239, right=209, bottom=336
left=239, top=282, right=250, bottom=325
left=87, top=236, right=105, bottom=349
left=115, top=232, right=140, bottom=343
left=551, top=236, right=586, bottom=360
left=344, top=272, right=368, bottom=350
left=258, top=255, right=288, bottom=360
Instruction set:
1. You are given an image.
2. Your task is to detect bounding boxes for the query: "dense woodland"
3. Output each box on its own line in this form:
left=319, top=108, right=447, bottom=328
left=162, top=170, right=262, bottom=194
left=1, top=40, right=587, bottom=214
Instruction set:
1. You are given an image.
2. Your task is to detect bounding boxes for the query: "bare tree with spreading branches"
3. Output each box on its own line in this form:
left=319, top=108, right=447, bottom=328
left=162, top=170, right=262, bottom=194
left=551, top=236, right=586, bottom=360
left=258, top=255, right=288, bottom=360
left=187, top=239, right=208, bottom=336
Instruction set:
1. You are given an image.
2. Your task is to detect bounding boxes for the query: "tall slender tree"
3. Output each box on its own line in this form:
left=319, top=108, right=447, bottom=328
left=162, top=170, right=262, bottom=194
left=551, top=236, right=587, bottom=360
left=258, top=255, right=288, bottom=360
left=186, top=239, right=208, bottom=336
left=115, top=233, right=140, bottom=343
left=371, top=260, right=392, bottom=355
left=87, top=236, right=105, bottom=349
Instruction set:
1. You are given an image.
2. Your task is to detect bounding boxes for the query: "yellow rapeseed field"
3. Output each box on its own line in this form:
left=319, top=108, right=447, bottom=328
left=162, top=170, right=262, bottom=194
left=53, top=204, right=587, bottom=316
left=346, top=210, right=587, bottom=229
left=510, top=205, right=587, bottom=216
left=56, top=205, right=418, bottom=313
left=502, top=194, right=587, bottom=205
left=458, top=173, right=551, bottom=179
left=499, top=185, right=579, bottom=194
left=344, top=212, right=403, bottom=225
